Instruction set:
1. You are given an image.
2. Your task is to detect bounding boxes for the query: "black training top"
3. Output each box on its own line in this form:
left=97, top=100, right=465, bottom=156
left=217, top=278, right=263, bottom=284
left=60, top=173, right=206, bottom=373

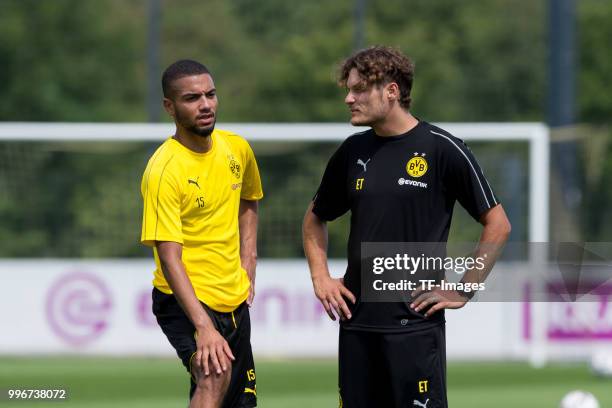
left=312, top=120, right=499, bottom=332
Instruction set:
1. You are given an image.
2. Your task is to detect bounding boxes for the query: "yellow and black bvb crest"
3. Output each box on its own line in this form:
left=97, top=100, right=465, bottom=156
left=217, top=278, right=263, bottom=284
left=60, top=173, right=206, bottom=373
left=406, top=152, right=428, bottom=178
left=228, top=155, right=241, bottom=179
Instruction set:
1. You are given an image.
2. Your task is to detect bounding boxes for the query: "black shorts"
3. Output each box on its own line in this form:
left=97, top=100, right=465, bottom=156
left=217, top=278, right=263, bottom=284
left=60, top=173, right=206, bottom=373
left=152, top=288, right=257, bottom=408
left=339, top=324, right=447, bottom=408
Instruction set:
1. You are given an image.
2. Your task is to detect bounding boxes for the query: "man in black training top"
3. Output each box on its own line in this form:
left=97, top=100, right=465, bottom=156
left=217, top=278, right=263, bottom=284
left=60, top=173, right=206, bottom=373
left=302, top=46, right=511, bottom=408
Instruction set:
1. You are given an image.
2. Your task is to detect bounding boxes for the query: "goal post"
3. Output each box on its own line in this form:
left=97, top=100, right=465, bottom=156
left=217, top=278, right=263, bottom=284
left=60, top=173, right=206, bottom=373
left=0, top=121, right=549, bottom=241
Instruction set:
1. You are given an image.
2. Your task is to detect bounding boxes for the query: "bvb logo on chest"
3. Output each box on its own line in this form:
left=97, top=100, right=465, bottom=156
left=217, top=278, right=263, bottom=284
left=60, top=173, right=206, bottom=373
left=228, top=154, right=241, bottom=179
left=406, top=152, right=428, bottom=178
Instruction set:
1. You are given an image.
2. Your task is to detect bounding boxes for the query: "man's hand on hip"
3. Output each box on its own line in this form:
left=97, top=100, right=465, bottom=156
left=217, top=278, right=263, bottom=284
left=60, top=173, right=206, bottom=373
left=410, top=287, right=468, bottom=318
left=312, top=276, right=356, bottom=321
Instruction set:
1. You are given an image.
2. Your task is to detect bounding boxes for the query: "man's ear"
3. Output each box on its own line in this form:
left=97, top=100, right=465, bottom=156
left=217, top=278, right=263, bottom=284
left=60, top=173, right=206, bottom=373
left=163, top=98, right=175, bottom=118
left=386, top=82, right=400, bottom=102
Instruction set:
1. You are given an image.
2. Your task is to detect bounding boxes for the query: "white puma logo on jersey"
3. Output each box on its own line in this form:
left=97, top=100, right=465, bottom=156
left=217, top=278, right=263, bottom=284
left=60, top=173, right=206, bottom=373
left=413, top=399, right=429, bottom=408
left=357, top=158, right=370, bottom=172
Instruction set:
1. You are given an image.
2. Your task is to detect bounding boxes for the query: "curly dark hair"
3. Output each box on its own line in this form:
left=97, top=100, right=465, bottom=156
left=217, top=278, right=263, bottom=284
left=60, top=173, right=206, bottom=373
left=338, top=46, right=415, bottom=109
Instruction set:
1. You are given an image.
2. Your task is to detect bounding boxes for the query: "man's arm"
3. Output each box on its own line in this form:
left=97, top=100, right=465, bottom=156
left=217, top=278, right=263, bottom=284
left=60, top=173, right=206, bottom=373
left=459, top=203, right=512, bottom=285
left=239, top=199, right=258, bottom=306
left=411, top=204, right=511, bottom=317
left=156, top=241, right=235, bottom=375
left=303, top=202, right=356, bottom=321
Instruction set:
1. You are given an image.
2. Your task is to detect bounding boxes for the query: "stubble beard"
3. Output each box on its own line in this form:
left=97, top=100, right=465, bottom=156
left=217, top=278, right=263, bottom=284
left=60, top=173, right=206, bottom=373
left=350, top=111, right=375, bottom=127
left=351, top=116, right=370, bottom=127
left=189, top=119, right=216, bottom=138
left=351, top=99, right=387, bottom=128
left=176, top=108, right=216, bottom=137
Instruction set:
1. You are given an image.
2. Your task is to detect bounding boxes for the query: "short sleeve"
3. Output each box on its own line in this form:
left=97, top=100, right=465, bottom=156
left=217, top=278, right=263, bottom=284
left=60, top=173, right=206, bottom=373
left=312, top=140, right=350, bottom=221
left=444, top=137, right=499, bottom=221
left=141, top=158, right=183, bottom=247
left=240, top=140, right=263, bottom=200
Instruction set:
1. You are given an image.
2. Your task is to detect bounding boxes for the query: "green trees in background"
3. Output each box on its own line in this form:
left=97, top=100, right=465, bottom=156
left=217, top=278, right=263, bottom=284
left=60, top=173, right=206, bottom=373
left=1, top=0, right=611, bottom=257
left=0, top=0, right=146, bottom=121
left=0, top=0, right=552, bottom=123
left=578, top=2, right=612, bottom=241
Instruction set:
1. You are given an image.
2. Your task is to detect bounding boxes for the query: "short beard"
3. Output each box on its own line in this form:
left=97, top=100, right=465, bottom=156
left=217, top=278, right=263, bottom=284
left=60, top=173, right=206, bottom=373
left=350, top=115, right=375, bottom=127
left=350, top=117, right=369, bottom=126
left=173, top=105, right=216, bottom=138
left=189, top=120, right=216, bottom=138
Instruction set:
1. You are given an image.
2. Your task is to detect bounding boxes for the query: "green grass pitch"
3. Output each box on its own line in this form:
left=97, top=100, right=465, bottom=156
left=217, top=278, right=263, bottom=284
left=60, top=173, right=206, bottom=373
left=0, top=357, right=610, bottom=407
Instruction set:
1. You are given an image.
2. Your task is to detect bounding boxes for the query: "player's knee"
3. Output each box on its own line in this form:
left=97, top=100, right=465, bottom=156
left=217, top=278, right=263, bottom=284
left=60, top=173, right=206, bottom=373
left=193, top=366, right=231, bottom=394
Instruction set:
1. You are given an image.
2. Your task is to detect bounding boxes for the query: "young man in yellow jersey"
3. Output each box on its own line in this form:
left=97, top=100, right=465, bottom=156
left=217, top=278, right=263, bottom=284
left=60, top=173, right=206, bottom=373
left=141, top=59, right=263, bottom=408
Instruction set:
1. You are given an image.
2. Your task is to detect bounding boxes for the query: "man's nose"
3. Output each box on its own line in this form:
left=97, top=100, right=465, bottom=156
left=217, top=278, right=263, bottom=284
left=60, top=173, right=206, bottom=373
left=345, top=92, right=355, bottom=105
left=198, top=97, right=211, bottom=111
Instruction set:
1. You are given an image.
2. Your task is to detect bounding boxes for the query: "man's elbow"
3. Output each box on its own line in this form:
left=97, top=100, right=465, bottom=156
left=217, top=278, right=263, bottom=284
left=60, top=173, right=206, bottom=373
left=500, top=218, right=511, bottom=238
left=493, top=213, right=512, bottom=239
left=482, top=205, right=511, bottom=239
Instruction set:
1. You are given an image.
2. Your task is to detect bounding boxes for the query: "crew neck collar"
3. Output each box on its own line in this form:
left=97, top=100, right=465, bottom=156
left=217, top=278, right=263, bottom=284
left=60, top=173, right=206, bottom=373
left=373, top=120, right=424, bottom=142
left=170, top=133, right=216, bottom=157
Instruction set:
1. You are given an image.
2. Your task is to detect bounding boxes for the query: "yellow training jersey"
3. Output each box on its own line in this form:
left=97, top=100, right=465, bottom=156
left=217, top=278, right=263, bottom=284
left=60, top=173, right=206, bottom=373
left=140, top=129, right=263, bottom=312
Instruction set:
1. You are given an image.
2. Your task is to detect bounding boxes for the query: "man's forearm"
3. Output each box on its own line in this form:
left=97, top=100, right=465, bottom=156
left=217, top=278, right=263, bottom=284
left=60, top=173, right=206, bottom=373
left=302, top=203, right=331, bottom=281
left=460, top=205, right=511, bottom=286
left=239, top=199, right=258, bottom=280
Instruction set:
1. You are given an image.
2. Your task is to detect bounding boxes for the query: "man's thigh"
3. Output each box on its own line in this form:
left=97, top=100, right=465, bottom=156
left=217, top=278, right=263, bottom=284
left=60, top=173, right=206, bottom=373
left=218, top=302, right=256, bottom=408
left=381, top=325, right=447, bottom=408
left=151, top=289, right=256, bottom=408
left=339, top=325, right=447, bottom=408
left=339, top=329, right=393, bottom=408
